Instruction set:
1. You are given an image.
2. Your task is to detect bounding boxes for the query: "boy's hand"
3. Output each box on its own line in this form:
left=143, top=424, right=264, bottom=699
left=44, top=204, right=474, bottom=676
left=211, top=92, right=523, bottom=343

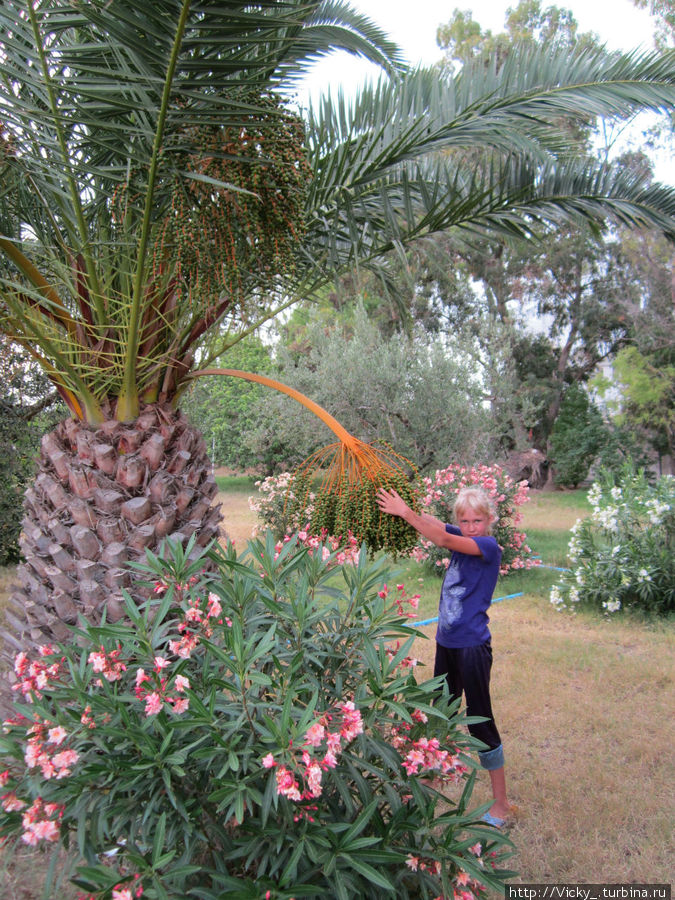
left=376, top=487, right=410, bottom=519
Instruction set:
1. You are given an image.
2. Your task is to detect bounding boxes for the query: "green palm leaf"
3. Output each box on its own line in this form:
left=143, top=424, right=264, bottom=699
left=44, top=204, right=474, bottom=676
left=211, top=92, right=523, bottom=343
left=1, top=2, right=674, bottom=422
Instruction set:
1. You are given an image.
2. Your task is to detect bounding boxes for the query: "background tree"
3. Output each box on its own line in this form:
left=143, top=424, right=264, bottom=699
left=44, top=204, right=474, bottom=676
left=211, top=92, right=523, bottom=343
left=437, top=0, right=598, bottom=73
left=242, top=305, right=492, bottom=474
left=588, top=219, right=675, bottom=472
left=548, top=382, right=611, bottom=487
left=604, top=346, right=675, bottom=472
left=2, top=0, right=675, bottom=660
left=182, top=337, right=273, bottom=471
left=0, top=341, right=60, bottom=565
left=631, top=0, right=675, bottom=49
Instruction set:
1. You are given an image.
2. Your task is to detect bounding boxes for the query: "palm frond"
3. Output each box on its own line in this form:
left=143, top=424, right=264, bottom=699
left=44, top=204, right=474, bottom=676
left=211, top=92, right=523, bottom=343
left=1, top=3, right=674, bottom=420
left=308, top=47, right=675, bottom=193
left=302, top=153, right=675, bottom=274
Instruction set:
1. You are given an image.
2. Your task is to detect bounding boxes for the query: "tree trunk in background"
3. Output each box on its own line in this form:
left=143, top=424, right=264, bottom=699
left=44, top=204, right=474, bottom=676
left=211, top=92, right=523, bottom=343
left=1, top=403, right=221, bottom=696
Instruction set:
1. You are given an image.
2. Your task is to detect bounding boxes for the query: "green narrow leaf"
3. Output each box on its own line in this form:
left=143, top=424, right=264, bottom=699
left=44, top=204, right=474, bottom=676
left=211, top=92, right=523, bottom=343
left=152, top=811, right=167, bottom=869
left=339, top=853, right=396, bottom=890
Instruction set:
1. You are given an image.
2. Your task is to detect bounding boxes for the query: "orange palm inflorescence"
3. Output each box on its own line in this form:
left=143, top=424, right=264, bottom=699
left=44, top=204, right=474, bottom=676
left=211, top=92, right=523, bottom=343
left=191, top=368, right=421, bottom=555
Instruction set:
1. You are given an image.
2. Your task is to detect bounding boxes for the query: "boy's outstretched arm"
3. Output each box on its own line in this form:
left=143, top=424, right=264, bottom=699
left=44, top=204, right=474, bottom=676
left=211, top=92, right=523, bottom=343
left=376, top=488, right=482, bottom=556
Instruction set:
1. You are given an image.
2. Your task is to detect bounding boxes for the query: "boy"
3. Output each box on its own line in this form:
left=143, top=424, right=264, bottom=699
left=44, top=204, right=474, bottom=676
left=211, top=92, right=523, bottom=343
left=376, top=484, right=513, bottom=827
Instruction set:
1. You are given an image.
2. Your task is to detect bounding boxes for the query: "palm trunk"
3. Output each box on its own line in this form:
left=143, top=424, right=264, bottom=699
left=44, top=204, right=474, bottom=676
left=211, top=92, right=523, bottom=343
left=1, top=403, right=221, bottom=695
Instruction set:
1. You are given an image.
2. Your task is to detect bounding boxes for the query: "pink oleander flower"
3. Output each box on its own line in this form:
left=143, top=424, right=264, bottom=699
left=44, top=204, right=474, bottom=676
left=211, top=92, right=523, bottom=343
left=339, top=701, right=363, bottom=742
left=38, top=756, right=56, bottom=780
left=47, top=726, right=68, bottom=746
left=27, top=818, right=60, bottom=843
left=112, top=889, right=133, bottom=900
left=20, top=798, right=63, bottom=845
left=174, top=674, right=190, bottom=692
left=403, top=750, right=425, bottom=775
left=304, top=721, right=325, bottom=747
left=88, top=650, right=106, bottom=672
left=14, top=652, right=28, bottom=676
left=325, top=731, right=341, bottom=752
left=144, top=692, right=163, bottom=716
left=321, top=750, right=338, bottom=768
left=24, top=741, right=42, bottom=769
left=184, top=605, right=202, bottom=623
left=171, top=697, right=189, bottom=714
left=305, top=761, right=323, bottom=798
left=406, top=854, right=420, bottom=871
left=207, top=593, right=222, bottom=618
left=81, top=705, right=96, bottom=729
left=262, top=753, right=275, bottom=769
left=1, top=792, right=26, bottom=812
left=21, top=828, right=40, bottom=846
left=88, top=646, right=126, bottom=682
left=52, top=748, right=79, bottom=773
left=154, top=656, right=170, bottom=670
left=169, top=633, right=199, bottom=659
left=275, top=766, right=301, bottom=801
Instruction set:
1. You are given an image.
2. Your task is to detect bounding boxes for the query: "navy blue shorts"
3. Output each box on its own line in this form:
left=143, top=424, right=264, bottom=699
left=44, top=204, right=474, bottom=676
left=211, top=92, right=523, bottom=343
left=434, top=640, right=502, bottom=756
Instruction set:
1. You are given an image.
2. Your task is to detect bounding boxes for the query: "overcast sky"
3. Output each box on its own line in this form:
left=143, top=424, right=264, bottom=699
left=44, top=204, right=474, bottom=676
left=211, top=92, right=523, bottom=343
left=348, top=0, right=656, bottom=63
left=297, top=0, right=673, bottom=182
left=303, top=0, right=658, bottom=95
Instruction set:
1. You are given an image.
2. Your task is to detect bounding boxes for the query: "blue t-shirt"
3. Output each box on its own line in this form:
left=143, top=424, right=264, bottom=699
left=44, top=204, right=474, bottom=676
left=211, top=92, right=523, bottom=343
left=435, top=524, right=502, bottom=649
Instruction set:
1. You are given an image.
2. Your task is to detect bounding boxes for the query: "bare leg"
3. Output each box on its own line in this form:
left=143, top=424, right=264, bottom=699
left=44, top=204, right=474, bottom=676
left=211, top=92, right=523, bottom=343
left=488, top=766, right=510, bottom=820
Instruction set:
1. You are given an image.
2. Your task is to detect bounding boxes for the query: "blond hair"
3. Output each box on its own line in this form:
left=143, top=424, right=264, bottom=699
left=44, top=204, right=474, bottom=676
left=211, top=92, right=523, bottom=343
left=453, top=486, right=496, bottom=533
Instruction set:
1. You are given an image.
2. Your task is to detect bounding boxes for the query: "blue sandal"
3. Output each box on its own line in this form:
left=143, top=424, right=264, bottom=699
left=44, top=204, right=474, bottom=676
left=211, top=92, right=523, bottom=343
left=481, top=811, right=507, bottom=828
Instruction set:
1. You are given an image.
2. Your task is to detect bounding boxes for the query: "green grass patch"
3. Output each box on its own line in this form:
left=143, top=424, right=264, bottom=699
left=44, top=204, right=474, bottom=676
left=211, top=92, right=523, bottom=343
left=496, top=564, right=561, bottom=599
left=215, top=474, right=258, bottom=493
left=521, top=488, right=590, bottom=529
left=525, top=528, right=571, bottom=568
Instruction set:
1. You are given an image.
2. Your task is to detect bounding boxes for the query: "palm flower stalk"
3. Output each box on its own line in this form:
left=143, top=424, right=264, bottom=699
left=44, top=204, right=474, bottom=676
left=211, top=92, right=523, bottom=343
left=192, top=369, right=421, bottom=555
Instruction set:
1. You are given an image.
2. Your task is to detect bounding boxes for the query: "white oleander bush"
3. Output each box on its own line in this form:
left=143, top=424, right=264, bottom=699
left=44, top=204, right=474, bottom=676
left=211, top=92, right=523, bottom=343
left=550, top=465, right=674, bottom=617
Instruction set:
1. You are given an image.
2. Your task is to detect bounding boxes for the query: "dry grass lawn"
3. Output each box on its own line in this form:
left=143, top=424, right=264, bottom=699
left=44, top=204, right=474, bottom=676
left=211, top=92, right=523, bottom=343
left=1, top=486, right=673, bottom=894
left=411, top=598, right=674, bottom=887
left=216, top=488, right=261, bottom=548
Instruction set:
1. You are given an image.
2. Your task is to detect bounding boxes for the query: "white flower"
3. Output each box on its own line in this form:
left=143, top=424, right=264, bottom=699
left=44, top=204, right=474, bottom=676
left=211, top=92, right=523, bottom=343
left=637, top=568, right=652, bottom=583
left=549, top=586, right=564, bottom=607
left=569, top=587, right=580, bottom=603
left=587, top=484, right=602, bottom=507
left=646, top=498, right=670, bottom=525
left=602, top=599, right=621, bottom=613
left=567, top=536, right=580, bottom=563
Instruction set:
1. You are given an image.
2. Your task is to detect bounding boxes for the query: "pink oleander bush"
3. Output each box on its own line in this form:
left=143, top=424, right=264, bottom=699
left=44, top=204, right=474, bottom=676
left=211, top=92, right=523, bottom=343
left=249, top=468, right=420, bottom=559
left=0, top=534, right=514, bottom=900
left=249, top=471, right=309, bottom=540
left=412, top=464, right=538, bottom=576
left=249, top=473, right=369, bottom=564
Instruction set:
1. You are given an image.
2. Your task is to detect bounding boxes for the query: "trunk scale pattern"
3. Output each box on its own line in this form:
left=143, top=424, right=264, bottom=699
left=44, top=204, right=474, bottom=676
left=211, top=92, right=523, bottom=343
left=2, top=403, right=221, bottom=674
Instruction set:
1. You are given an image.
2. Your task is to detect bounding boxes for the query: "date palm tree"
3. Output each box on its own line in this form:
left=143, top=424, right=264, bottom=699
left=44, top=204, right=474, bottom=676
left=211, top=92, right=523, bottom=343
left=1, top=0, right=675, bottom=658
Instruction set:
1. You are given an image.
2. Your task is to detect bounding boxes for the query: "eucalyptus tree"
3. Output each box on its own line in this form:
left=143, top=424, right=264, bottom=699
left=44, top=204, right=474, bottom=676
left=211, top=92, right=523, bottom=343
left=1, top=0, right=675, bottom=655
